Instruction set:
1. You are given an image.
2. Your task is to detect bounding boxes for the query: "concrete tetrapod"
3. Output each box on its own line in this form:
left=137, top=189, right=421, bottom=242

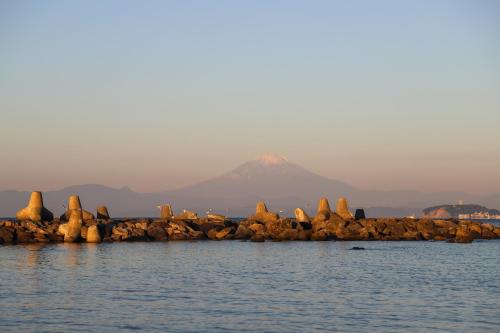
left=96, top=206, right=110, bottom=220
left=15, top=191, right=54, bottom=222
left=58, top=209, right=83, bottom=242
left=294, top=208, right=311, bottom=222
left=250, top=201, right=279, bottom=222
left=336, top=197, right=354, bottom=220
left=314, top=197, right=332, bottom=221
left=159, top=204, right=173, bottom=219
left=60, top=195, right=95, bottom=221
left=86, top=225, right=102, bottom=243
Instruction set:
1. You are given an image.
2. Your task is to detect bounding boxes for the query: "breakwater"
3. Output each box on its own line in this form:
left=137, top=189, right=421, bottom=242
left=1, top=192, right=499, bottom=244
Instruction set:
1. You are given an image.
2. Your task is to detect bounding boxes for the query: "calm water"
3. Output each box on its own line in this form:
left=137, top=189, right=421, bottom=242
left=1, top=240, right=499, bottom=333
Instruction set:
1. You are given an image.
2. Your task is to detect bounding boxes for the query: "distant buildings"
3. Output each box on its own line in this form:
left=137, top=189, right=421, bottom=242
left=458, top=212, right=500, bottom=220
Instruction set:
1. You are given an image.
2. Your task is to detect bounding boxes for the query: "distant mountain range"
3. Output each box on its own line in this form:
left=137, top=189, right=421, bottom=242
left=1, top=154, right=499, bottom=218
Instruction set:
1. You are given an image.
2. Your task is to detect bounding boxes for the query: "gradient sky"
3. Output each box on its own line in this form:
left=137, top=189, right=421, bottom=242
left=1, top=0, right=499, bottom=194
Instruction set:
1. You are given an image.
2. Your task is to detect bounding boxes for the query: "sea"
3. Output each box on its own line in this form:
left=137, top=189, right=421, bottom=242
left=1, top=233, right=500, bottom=332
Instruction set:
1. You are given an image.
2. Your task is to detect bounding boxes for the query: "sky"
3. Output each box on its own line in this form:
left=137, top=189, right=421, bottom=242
left=1, top=0, right=499, bottom=194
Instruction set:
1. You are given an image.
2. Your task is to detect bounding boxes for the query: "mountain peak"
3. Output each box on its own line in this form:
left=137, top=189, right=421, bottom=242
left=255, top=153, right=288, bottom=166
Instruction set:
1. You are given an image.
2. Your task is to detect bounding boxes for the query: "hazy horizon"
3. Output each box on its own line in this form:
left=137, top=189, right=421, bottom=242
left=1, top=1, right=500, bottom=194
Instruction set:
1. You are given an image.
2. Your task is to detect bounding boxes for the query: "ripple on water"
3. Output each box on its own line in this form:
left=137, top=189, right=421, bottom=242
left=0, top=241, right=500, bottom=332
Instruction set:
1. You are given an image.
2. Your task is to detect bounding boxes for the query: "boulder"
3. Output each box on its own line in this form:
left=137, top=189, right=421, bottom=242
left=16, top=230, right=34, bottom=243
left=146, top=224, right=168, bottom=241
left=175, top=210, right=198, bottom=220
left=265, top=219, right=297, bottom=239
left=60, top=195, right=95, bottom=221
left=416, top=219, right=438, bottom=240
left=15, top=191, right=54, bottom=222
left=249, top=222, right=267, bottom=238
left=311, top=229, right=329, bottom=241
left=215, top=227, right=234, bottom=240
left=86, top=225, right=102, bottom=243
left=294, top=208, right=310, bottom=222
left=207, top=213, right=226, bottom=222
left=454, top=225, right=474, bottom=243
left=0, top=227, right=15, bottom=244
left=234, top=224, right=252, bottom=239
left=335, top=197, right=353, bottom=220
left=112, top=226, right=130, bottom=241
left=96, top=206, right=110, bottom=220
left=250, top=234, right=265, bottom=242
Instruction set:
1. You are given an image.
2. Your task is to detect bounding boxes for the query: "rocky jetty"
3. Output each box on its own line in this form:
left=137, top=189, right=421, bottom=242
left=1, top=196, right=500, bottom=245
left=2, top=214, right=499, bottom=245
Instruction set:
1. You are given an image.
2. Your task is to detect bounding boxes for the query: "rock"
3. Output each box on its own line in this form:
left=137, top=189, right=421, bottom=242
left=16, top=230, right=34, bottom=243
left=265, top=219, right=297, bottom=240
left=416, top=219, right=438, bottom=240
left=86, top=225, right=102, bottom=243
left=198, top=222, right=223, bottom=236
left=0, top=227, right=15, bottom=244
left=297, top=229, right=311, bottom=241
left=249, top=223, right=266, bottom=237
left=186, top=227, right=205, bottom=239
left=207, top=213, right=226, bottom=222
left=334, top=220, right=365, bottom=240
left=215, top=227, right=234, bottom=240
left=159, top=204, right=174, bottom=219
left=146, top=224, right=168, bottom=241
left=335, top=197, right=353, bottom=220
left=15, top=191, right=54, bottom=222
left=129, top=228, right=148, bottom=241
left=380, top=219, right=406, bottom=240
left=206, top=228, right=219, bottom=240
left=96, top=206, right=110, bottom=220
left=351, top=246, right=365, bottom=250
left=234, top=224, right=252, bottom=239
left=354, top=209, right=365, bottom=220
left=455, top=226, right=474, bottom=243
left=22, top=221, right=47, bottom=235
left=34, top=233, right=49, bottom=242
left=311, top=229, right=329, bottom=241
left=60, top=195, right=95, bottom=221
left=175, top=210, right=198, bottom=220
left=294, top=208, right=310, bottom=222
left=0, top=220, right=15, bottom=228
left=59, top=210, right=83, bottom=242
left=276, top=229, right=299, bottom=241
left=250, top=234, right=265, bottom=242
left=112, top=226, right=130, bottom=241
